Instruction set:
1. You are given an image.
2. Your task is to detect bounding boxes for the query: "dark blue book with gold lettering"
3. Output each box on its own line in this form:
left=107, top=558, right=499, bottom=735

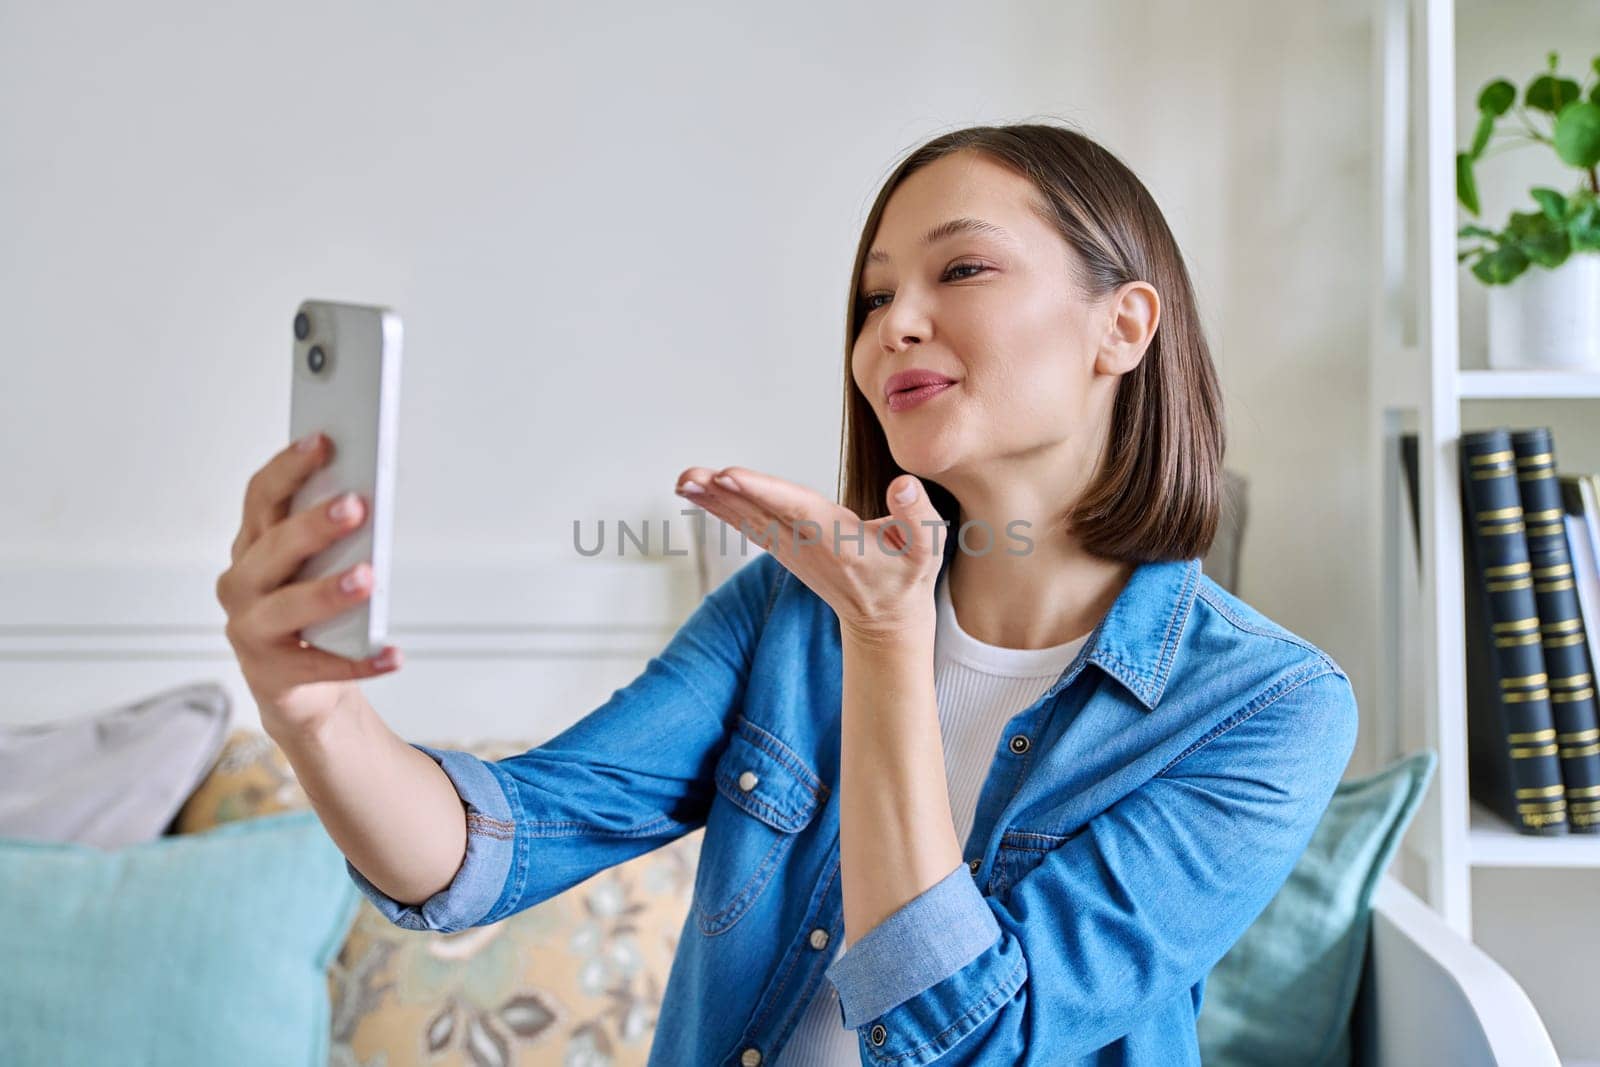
left=1458, top=429, right=1568, bottom=834
left=1513, top=430, right=1600, bottom=833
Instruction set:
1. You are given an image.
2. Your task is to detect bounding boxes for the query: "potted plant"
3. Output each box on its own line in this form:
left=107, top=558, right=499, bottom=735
left=1457, top=52, right=1600, bottom=371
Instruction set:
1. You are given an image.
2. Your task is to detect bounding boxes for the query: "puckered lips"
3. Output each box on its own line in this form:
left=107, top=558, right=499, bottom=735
left=884, top=368, right=958, bottom=412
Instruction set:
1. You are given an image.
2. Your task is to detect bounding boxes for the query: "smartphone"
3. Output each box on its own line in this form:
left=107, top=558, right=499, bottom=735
left=287, top=299, right=402, bottom=661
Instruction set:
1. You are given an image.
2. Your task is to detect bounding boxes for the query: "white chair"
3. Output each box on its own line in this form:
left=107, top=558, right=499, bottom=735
left=1354, top=875, right=1558, bottom=1064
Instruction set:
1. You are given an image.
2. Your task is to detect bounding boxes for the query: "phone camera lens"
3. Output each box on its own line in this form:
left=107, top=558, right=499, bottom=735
left=294, top=312, right=310, bottom=340
left=307, top=345, right=326, bottom=374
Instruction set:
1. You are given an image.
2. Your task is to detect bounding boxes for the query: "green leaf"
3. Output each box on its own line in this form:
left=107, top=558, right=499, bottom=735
left=1470, top=112, right=1495, bottom=158
left=1458, top=224, right=1501, bottom=240
left=1531, top=187, right=1569, bottom=222
left=1527, top=75, right=1583, bottom=114
left=1571, top=223, right=1600, bottom=252
left=1521, top=229, right=1572, bottom=268
left=1561, top=194, right=1600, bottom=247
left=1457, top=152, right=1480, bottom=216
left=1554, top=101, right=1600, bottom=167
left=1506, top=209, right=1549, bottom=239
left=1478, top=79, right=1517, bottom=117
left=1569, top=199, right=1600, bottom=250
left=1593, top=82, right=1600, bottom=107
left=1472, top=243, right=1530, bottom=284
left=1549, top=51, right=1560, bottom=72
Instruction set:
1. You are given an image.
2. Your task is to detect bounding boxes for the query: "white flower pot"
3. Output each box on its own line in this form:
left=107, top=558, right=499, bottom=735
left=1487, top=253, right=1600, bottom=371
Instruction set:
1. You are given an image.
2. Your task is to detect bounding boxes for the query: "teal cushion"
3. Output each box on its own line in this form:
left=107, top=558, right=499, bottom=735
left=1197, top=749, right=1437, bottom=1067
left=0, top=809, right=359, bottom=1067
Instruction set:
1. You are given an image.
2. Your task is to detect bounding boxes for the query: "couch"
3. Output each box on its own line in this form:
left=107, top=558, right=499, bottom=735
left=175, top=729, right=692, bottom=1065
left=152, top=468, right=1559, bottom=1066
left=168, top=732, right=1559, bottom=1066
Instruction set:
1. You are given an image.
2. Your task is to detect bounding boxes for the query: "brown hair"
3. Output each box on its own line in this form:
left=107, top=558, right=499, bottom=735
left=837, top=121, right=1225, bottom=563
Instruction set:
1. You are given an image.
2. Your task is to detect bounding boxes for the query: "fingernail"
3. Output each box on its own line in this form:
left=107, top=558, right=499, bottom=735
left=328, top=492, right=358, bottom=521
left=296, top=432, right=320, bottom=452
left=371, top=647, right=399, bottom=670
left=713, top=475, right=740, bottom=492
left=894, top=482, right=917, bottom=504
left=339, top=564, right=370, bottom=593
left=678, top=481, right=704, bottom=495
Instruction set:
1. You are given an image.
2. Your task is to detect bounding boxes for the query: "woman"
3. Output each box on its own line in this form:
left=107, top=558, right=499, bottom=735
left=217, top=121, right=1358, bottom=1066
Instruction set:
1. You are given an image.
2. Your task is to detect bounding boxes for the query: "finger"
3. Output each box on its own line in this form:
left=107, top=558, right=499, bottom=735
left=685, top=481, right=783, bottom=554
left=707, top=484, right=806, bottom=559
left=233, top=489, right=367, bottom=600
left=677, top=467, right=786, bottom=553
left=235, top=431, right=333, bottom=564
left=248, top=560, right=378, bottom=641
left=227, top=600, right=400, bottom=683
left=674, top=466, right=720, bottom=496
left=883, top=474, right=946, bottom=563
left=276, top=640, right=402, bottom=686
left=676, top=465, right=748, bottom=530
left=709, top=467, right=846, bottom=553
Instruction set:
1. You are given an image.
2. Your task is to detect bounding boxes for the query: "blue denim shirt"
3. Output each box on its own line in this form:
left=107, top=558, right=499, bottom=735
left=346, top=532, right=1359, bottom=1066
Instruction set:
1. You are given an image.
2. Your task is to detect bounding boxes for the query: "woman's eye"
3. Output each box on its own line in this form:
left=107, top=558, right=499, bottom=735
left=860, top=262, right=988, bottom=312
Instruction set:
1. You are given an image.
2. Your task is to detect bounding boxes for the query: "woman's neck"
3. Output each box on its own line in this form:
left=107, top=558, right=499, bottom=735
left=944, top=535, right=1133, bottom=652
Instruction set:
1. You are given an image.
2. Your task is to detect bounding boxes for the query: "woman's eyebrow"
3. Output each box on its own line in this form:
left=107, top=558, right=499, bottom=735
left=865, top=217, right=1016, bottom=266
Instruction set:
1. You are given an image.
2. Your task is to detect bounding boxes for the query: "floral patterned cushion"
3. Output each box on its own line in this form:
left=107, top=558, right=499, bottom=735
left=176, top=729, right=702, bottom=1067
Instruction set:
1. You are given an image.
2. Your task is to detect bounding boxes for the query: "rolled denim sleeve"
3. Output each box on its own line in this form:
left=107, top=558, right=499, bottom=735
left=350, top=549, right=782, bottom=935
left=824, top=664, right=1360, bottom=1064
left=825, top=861, right=1002, bottom=1029
left=345, top=742, right=517, bottom=933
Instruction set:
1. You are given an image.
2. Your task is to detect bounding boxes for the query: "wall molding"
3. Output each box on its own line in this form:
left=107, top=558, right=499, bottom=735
left=0, top=555, right=699, bottom=739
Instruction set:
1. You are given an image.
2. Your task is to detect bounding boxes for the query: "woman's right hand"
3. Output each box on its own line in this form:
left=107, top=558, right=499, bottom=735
left=215, top=431, right=402, bottom=739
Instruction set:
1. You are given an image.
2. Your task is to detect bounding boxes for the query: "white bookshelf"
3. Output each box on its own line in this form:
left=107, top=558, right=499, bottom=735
left=1458, top=371, right=1600, bottom=400
left=1369, top=0, right=1600, bottom=942
left=1469, top=803, right=1600, bottom=868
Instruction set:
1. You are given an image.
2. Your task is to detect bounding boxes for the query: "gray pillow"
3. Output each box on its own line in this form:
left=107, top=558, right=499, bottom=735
left=0, top=680, right=232, bottom=848
left=1202, top=468, right=1249, bottom=595
left=1197, top=750, right=1437, bottom=1066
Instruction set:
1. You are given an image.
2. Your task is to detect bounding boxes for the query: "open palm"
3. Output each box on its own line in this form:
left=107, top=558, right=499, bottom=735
left=674, top=465, right=948, bottom=640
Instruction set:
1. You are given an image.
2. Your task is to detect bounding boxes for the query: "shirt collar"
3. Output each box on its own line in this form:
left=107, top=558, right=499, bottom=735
left=933, top=525, right=1202, bottom=713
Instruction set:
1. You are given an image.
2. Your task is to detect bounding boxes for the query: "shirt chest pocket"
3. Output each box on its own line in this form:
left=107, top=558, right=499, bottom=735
left=693, top=716, right=829, bottom=936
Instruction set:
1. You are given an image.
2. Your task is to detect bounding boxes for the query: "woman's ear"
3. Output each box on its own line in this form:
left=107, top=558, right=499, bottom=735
left=1095, top=281, right=1160, bottom=375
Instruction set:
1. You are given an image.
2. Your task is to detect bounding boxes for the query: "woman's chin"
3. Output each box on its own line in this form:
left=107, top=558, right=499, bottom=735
left=887, top=442, right=961, bottom=482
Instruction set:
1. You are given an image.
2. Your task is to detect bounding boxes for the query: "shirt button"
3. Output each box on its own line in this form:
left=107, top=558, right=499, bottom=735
left=740, top=1048, right=763, bottom=1066
left=809, top=927, right=830, bottom=950
left=967, top=857, right=981, bottom=874
left=1009, top=734, right=1030, bottom=755
left=869, top=1023, right=888, bottom=1046
left=738, top=770, right=759, bottom=792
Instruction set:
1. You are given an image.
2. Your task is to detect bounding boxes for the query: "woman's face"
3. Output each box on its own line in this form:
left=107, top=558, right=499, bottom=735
left=851, top=150, right=1120, bottom=489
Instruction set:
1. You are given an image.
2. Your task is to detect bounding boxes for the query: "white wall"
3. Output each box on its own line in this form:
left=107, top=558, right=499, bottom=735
left=0, top=0, right=1384, bottom=770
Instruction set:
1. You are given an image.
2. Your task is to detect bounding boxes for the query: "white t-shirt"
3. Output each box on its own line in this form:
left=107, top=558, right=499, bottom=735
left=778, top=567, right=1089, bottom=1065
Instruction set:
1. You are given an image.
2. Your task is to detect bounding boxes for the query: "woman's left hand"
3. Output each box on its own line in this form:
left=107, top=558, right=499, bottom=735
left=675, top=466, right=949, bottom=642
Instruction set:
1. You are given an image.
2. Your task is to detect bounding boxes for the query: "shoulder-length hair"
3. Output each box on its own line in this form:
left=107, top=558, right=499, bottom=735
left=837, top=121, right=1225, bottom=563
